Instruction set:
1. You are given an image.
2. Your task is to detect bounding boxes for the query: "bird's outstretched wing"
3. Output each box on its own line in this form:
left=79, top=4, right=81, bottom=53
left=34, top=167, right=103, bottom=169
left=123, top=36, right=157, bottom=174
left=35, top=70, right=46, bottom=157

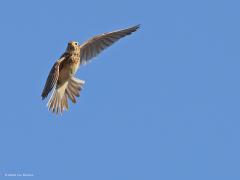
left=79, top=24, right=140, bottom=64
left=41, top=57, right=65, bottom=99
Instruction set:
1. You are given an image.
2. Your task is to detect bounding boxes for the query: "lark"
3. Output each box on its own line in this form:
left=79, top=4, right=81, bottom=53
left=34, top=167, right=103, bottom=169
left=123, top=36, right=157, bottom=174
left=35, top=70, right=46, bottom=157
left=41, top=25, right=140, bottom=114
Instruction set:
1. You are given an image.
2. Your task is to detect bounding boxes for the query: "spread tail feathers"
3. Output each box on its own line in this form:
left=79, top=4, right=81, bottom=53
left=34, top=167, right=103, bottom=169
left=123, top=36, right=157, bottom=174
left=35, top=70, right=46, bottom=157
left=47, top=77, right=85, bottom=114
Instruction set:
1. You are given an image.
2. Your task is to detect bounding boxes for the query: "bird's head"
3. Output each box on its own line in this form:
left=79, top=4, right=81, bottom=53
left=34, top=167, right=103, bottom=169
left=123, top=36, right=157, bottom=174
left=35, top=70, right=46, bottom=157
left=67, top=41, right=79, bottom=52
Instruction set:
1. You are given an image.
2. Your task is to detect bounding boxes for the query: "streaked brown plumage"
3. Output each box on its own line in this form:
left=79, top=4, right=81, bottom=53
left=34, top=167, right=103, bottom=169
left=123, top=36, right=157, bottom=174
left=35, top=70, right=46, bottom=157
left=42, top=25, right=140, bottom=114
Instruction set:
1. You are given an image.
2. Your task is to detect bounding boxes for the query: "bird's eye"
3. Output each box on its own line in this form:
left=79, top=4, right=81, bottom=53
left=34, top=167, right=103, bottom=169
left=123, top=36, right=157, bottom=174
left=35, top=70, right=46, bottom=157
left=75, top=42, right=78, bottom=45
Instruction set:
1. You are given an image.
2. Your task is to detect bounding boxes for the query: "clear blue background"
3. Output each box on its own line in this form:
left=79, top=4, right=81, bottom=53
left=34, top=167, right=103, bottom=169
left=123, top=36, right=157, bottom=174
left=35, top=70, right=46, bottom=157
left=0, top=0, right=239, bottom=179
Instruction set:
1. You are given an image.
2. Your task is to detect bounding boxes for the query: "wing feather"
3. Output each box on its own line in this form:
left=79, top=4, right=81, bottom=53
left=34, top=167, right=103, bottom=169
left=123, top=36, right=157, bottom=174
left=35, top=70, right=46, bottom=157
left=79, top=25, right=140, bottom=64
left=41, top=57, right=65, bottom=99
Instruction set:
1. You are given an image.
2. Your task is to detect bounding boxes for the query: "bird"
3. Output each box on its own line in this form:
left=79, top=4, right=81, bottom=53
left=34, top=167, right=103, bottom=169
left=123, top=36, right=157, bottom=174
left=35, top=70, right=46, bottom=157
left=41, top=24, right=140, bottom=114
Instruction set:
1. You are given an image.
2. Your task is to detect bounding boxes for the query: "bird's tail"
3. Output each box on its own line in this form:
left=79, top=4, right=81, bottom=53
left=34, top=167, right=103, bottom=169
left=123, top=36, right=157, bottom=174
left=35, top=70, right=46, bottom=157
left=47, top=77, right=85, bottom=114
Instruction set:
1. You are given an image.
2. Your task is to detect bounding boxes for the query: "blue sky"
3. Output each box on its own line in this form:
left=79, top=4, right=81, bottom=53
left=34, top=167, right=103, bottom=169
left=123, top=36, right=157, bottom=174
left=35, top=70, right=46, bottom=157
left=0, top=0, right=240, bottom=179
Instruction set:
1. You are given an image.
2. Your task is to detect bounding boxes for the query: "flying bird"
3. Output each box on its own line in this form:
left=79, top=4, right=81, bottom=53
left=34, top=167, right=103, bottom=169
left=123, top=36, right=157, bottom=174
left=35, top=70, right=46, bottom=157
left=41, top=25, right=140, bottom=114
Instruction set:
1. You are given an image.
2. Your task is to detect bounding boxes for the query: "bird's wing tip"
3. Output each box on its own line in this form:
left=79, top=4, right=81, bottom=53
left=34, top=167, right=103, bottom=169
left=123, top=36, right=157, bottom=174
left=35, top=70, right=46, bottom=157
left=134, top=24, right=141, bottom=29
left=41, top=95, right=46, bottom=100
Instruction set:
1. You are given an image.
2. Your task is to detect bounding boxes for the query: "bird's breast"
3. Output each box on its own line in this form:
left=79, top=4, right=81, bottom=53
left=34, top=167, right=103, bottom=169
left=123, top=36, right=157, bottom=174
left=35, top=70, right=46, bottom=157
left=58, top=60, right=80, bottom=86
